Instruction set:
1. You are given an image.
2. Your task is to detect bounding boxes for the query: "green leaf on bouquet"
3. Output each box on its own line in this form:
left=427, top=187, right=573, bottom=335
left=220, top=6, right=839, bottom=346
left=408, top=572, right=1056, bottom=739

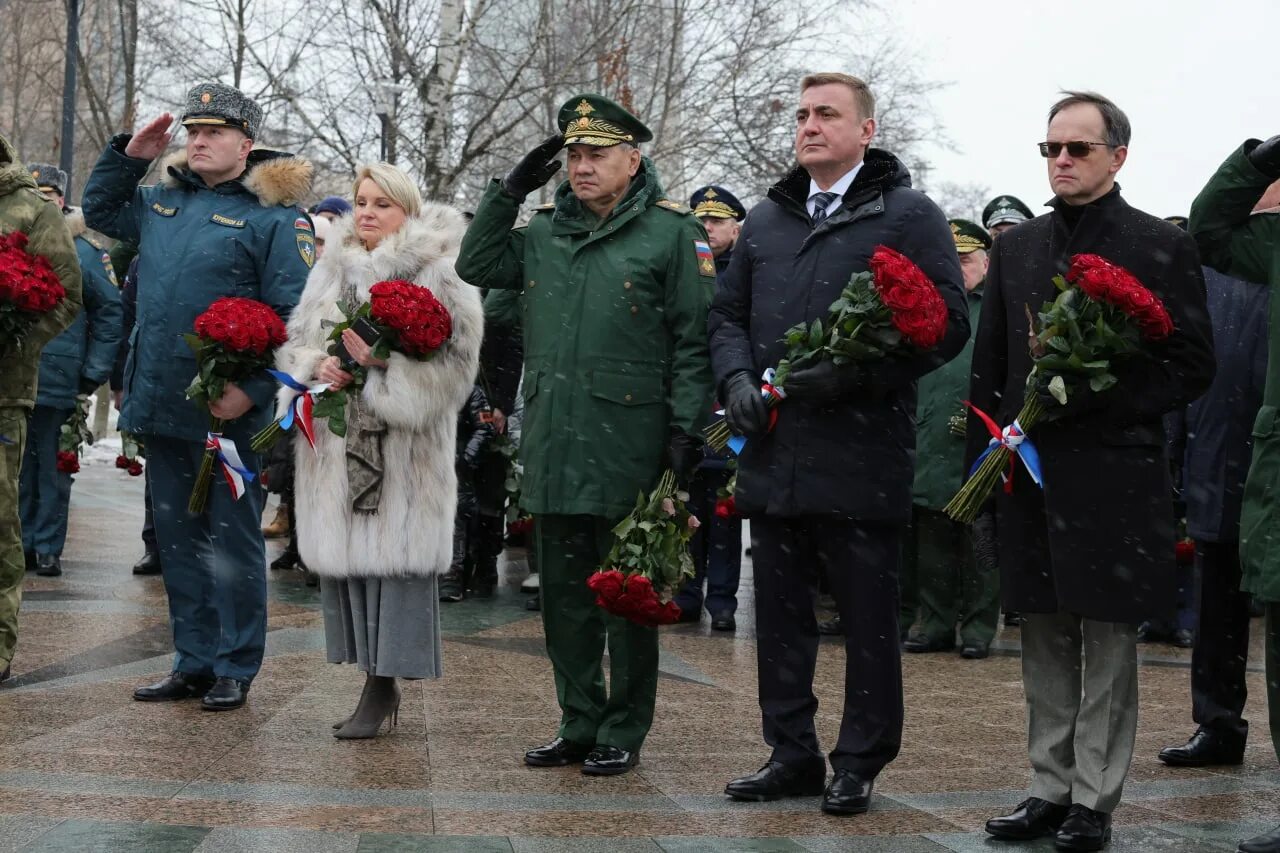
left=1047, top=335, right=1070, bottom=354
left=1052, top=274, right=1068, bottom=292
left=1047, top=375, right=1068, bottom=405
left=182, top=332, right=203, bottom=357
left=1089, top=373, right=1118, bottom=393
left=808, top=318, right=824, bottom=350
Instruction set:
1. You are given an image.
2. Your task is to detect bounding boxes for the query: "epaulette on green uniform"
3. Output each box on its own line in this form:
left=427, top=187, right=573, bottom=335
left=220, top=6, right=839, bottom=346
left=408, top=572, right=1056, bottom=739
left=654, top=199, right=692, bottom=215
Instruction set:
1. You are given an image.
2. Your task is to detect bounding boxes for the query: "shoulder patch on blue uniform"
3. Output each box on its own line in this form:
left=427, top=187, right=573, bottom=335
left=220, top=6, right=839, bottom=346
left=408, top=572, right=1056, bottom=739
left=101, top=251, right=118, bottom=287
left=296, top=219, right=316, bottom=268
left=211, top=213, right=246, bottom=228
left=151, top=202, right=177, bottom=217
left=294, top=215, right=313, bottom=231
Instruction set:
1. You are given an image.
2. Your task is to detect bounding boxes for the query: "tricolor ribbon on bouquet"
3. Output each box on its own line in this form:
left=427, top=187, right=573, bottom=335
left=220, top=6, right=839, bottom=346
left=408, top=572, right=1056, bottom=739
left=724, top=367, right=786, bottom=456
left=205, top=433, right=256, bottom=500
left=965, top=401, right=1042, bottom=494
left=0, top=435, right=12, bottom=445
left=267, top=369, right=329, bottom=450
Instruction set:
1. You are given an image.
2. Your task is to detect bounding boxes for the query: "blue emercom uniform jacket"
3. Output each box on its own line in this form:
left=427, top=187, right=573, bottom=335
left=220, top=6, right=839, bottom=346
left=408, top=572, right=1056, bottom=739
left=82, top=139, right=313, bottom=441
left=35, top=210, right=123, bottom=409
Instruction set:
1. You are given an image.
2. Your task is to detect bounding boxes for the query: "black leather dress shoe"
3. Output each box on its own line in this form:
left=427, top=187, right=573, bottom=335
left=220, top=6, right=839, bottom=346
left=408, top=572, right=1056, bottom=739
left=903, top=634, right=956, bottom=653
left=132, top=551, right=162, bottom=576
left=524, top=737, right=594, bottom=767
left=35, top=554, right=62, bottom=577
left=674, top=604, right=701, bottom=623
left=985, top=797, right=1071, bottom=839
left=725, top=761, right=826, bottom=801
left=200, top=677, right=249, bottom=710
left=581, top=745, right=638, bottom=776
left=960, top=643, right=989, bottom=659
left=1054, top=804, right=1111, bottom=851
left=821, top=769, right=874, bottom=815
left=817, top=616, right=842, bottom=636
left=711, top=613, right=736, bottom=632
left=1239, top=824, right=1280, bottom=852
left=133, top=672, right=214, bottom=702
left=1158, top=728, right=1245, bottom=767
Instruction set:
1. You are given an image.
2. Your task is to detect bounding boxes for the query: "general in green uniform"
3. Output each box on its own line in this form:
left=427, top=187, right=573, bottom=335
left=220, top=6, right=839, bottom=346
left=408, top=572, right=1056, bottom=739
left=456, top=95, right=714, bottom=775
left=903, top=219, right=1000, bottom=659
left=0, top=135, right=84, bottom=683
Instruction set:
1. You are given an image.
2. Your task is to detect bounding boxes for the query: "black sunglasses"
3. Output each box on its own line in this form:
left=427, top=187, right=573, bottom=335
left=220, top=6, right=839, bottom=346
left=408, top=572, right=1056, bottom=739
left=1038, top=140, right=1111, bottom=158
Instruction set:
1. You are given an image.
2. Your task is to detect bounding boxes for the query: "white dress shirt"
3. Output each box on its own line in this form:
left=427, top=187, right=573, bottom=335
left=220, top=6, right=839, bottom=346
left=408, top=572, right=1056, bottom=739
left=806, top=162, right=864, bottom=220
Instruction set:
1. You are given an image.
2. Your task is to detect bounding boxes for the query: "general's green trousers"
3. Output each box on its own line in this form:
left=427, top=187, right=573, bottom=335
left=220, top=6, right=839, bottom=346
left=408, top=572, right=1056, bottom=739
left=535, top=514, right=659, bottom=753
left=0, top=407, right=29, bottom=670
left=906, top=506, right=1000, bottom=646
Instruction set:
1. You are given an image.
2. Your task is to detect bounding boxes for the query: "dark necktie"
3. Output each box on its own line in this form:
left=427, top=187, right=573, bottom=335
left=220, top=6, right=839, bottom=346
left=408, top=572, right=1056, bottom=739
left=811, top=191, right=838, bottom=226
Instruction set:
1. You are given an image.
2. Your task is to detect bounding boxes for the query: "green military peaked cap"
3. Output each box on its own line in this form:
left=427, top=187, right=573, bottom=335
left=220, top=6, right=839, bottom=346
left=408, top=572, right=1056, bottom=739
left=181, top=82, right=264, bottom=141
left=558, top=94, right=653, bottom=147
left=949, top=218, right=991, bottom=253
left=27, top=163, right=67, bottom=196
left=982, top=194, right=1034, bottom=229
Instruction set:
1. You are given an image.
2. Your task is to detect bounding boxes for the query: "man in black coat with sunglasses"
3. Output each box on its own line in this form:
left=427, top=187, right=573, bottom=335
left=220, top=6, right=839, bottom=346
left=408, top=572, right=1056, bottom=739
left=710, top=71, right=968, bottom=817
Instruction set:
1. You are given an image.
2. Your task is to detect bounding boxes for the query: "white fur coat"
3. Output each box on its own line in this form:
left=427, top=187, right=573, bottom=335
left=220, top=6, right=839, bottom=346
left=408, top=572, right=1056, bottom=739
left=275, top=203, right=482, bottom=578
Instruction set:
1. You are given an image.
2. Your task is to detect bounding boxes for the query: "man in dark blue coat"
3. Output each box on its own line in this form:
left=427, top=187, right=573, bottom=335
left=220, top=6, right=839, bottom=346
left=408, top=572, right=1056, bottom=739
left=19, top=165, right=123, bottom=577
left=83, top=83, right=313, bottom=711
left=710, top=72, right=968, bottom=816
left=1158, top=266, right=1268, bottom=768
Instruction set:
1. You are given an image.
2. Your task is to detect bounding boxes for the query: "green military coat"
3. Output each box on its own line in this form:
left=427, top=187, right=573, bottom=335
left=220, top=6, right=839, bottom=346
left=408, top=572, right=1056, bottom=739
left=456, top=159, right=714, bottom=519
left=913, top=288, right=983, bottom=510
left=0, top=133, right=84, bottom=410
left=1191, top=142, right=1280, bottom=600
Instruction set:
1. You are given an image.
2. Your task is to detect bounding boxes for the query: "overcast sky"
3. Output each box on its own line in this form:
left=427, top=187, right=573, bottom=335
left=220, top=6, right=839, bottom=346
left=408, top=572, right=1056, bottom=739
left=887, top=0, right=1280, bottom=219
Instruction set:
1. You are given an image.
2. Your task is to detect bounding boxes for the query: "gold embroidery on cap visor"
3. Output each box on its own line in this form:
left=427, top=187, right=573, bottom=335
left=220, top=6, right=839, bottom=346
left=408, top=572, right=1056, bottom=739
left=182, top=116, right=248, bottom=131
left=563, top=116, right=634, bottom=147
left=954, top=233, right=986, bottom=253
left=693, top=200, right=738, bottom=219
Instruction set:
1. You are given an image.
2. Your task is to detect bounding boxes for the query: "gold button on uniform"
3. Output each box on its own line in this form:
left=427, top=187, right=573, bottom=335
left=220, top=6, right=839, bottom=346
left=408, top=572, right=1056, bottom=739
left=623, top=281, right=632, bottom=290
left=528, top=280, right=536, bottom=288
left=624, top=394, right=633, bottom=402
left=630, top=305, right=639, bottom=315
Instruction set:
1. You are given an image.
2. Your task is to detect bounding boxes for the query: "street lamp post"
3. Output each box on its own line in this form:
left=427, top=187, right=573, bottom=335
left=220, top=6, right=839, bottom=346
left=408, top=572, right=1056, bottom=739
left=367, top=79, right=407, bottom=165
left=59, top=0, right=80, bottom=190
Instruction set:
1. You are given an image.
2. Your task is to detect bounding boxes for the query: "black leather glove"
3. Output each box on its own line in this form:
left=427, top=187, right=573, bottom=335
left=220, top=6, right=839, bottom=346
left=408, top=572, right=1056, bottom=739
left=502, top=134, right=565, bottom=202
left=723, top=371, right=769, bottom=437
left=78, top=377, right=100, bottom=396
left=778, top=360, right=861, bottom=402
left=1249, top=135, right=1280, bottom=178
left=667, top=429, right=702, bottom=487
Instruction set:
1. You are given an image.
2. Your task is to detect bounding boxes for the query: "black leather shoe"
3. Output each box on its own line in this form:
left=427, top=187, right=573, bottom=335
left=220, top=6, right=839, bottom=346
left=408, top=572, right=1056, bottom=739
left=132, top=551, right=161, bottom=576
left=821, top=769, right=874, bottom=815
left=674, top=603, right=701, bottom=623
left=903, top=634, right=955, bottom=653
left=1239, top=824, right=1280, bottom=852
left=985, top=797, right=1071, bottom=840
left=1158, top=728, right=1245, bottom=767
left=1054, top=804, right=1111, bottom=851
left=525, top=594, right=541, bottom=612
left=524, top=737, right=594, bottom=767
left=133, top=672, right=214, bottom=702
left=35, top=554, right=62, bottom=577
left=725, top=761, right=826, bottom=801
left=1004, top=612, right=1023, bottom=627
left=201, top=677, right=249, bottom=711
left=581, top=745, right=639, bottom=776
left=817, top=616, right=842, bottom=636
left=1172, top=628, right=1195, bottom=648
left=711, top=613, right=736, bottom=632
left=960, top=643, right=989, bottom=659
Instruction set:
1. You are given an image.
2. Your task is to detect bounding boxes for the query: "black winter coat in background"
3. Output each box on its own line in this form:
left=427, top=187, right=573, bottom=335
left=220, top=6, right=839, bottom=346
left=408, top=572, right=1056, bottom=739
left=965, top=187, right=1216, bottom=624
left=1181, top=267, right=1268, bottom=543
left=708, top=149, right=969, bottom=520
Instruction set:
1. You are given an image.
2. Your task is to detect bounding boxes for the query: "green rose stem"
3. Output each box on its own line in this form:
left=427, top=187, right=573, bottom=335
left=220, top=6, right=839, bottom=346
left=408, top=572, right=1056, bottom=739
left=188, top=416, right=224, bottom=515
left=250, top=419, right=282, bottom=453
left=942, top=394, right=1045, bottom=524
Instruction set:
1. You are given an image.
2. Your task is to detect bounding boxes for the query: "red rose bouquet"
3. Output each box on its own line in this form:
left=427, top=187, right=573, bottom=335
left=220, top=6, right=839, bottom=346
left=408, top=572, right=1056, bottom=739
left=586, top=470, right=699, bottom=627
left=944, top=253, right=1175, bottom=523
left=56, top=397, right=92, bottom=475
left=704, top=245, right=949, bottom=451
left=116, top=432, right=144, bottom=476
left=0, top=230, right=68, bottom=351
left=184, top=297, right=288, bottom=513
left=253, top=279, right=452, bottom=449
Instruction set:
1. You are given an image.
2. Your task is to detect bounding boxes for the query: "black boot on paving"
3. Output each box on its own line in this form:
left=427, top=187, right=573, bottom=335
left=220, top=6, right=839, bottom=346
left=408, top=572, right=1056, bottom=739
left=1158, top=727, right=1245, bottom=767
left=334, top=674, right=400, bottom=739
left=1054, top=804, right=1111, bottom=851
left=985, top=797, right=1071, bottom=839
left=201, top=677, right=250, bottom=711
left=821, top=769, right=874, bottom=815
left=1239, top=825, right=1280, bottom=853
left=132, top=550, right=162, bottom=575
left=133, top=672, right=214, bottom=702
left=524, top=737, right=594, bottom=767
left=581, top=745, right=638, bottom=776
left=725, top=761, right=826, bottom=802
left=439, top=568, right=465, bottom=602
left=35, top=554, right=61, bottom=577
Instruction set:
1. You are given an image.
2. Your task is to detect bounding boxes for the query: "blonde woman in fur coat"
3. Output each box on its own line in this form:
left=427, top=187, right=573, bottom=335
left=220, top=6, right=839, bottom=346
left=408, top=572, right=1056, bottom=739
left=275, top=163, right=482, bottom=738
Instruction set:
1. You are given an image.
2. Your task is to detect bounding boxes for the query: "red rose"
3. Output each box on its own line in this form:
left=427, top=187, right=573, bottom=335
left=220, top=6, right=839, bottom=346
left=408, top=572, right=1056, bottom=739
left=56, top=451, right=79, bottom=474
left=116, top=454, right=130, bottom=469
left=1175, top=539, right=1195, bottom=565
left=587, top=569, right=626, bottom=604
left=128, top=462, right=144, bottom=476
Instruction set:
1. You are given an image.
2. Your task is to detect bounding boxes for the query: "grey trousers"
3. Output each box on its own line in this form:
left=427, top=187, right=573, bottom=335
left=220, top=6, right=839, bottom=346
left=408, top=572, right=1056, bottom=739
left=1022, top=611, right=1138, bottom=813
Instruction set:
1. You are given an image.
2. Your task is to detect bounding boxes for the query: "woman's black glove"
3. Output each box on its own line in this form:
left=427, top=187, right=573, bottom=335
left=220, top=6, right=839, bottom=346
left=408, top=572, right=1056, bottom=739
left=779, top=361, right=861, bottom=402
left=723, top=371, right=769, bottom=436
left=502, top=134, right=565, bottom=202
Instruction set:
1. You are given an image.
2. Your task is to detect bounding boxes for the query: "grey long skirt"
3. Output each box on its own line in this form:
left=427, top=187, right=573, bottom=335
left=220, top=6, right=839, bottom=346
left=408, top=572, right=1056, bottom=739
left=321, top=576, right=443, bottom=679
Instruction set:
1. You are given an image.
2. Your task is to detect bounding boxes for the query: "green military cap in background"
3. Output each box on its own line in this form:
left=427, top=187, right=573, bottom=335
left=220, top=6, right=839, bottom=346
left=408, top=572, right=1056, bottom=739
left=1164, top=215, right=1189, bottom=230
left=689, top=185, right=746, bottom=221
left=558, top=94, right=653, bottom=147
left=181, top=82, right=264, bottom=141
left=949, top=218, right=992, bottom=253
left=27, top=163, right=68, bottom=197
left=982, top=194, right=1034, bottom=230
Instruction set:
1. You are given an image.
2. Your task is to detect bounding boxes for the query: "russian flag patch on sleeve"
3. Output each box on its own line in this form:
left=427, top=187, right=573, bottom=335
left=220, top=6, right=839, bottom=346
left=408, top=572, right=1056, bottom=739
left=694, top=240, right=715, bottom=277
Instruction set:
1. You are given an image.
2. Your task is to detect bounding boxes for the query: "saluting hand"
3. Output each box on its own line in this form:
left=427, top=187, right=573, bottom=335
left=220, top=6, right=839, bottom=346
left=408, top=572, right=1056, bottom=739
left=502, top=134, right=565, bottom=202
left=125, top=113, right=175, bottom=161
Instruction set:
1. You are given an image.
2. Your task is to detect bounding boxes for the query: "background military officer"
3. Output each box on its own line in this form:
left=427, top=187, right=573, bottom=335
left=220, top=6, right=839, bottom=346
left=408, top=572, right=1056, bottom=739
left=902, top=218, right=1000, bottom=659
left=981, top=193, right=1034, bottom=238
left=457, top=94, right=714, bottom=776
left=673, top=185, right=746, bottom=630
left=0, top=132, right=83, bottom=685
left=83, top=82, right=313, bottom=710
left=19, top=164, right=123, bottom=578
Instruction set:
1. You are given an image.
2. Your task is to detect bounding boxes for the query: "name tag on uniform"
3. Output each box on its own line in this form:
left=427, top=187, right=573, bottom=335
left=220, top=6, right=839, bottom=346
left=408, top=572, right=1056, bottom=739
left=211, top=214, right=246, bottom=228
left=151, top=203, right=177, bottom=217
